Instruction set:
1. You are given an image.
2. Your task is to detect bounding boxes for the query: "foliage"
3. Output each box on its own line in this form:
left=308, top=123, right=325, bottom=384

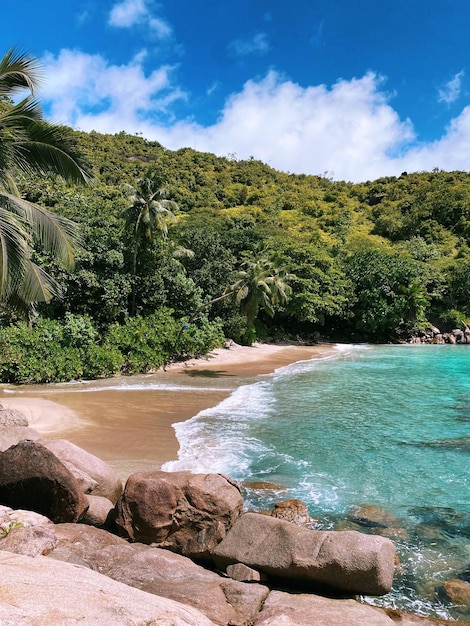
left=106, top=308, right=224, bottom=374
left=0, top=48, right=91, bottom=313
left=2, top=116, right=470, bottom=382
left=344, top=248, right=427, bottom=339
left=0, top=315, right=122, bottom=383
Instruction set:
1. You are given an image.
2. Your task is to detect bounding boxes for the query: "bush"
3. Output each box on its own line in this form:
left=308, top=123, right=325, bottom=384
left=0, top=310, right=225, bottom=384
left=106, top=309, right=179, bottom=374
left=0, top=319, right=83, bottom=383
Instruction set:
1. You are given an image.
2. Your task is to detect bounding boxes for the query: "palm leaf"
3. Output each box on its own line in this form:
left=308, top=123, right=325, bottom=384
left=0, top=204, right=29, bottom=297
left=1, top=191, right=81, bottom=270
left=0, top=48, right=41, bottom=97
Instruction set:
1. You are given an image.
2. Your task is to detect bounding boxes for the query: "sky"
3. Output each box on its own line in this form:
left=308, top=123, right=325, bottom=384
left=5, top=0, right=470, bottom=182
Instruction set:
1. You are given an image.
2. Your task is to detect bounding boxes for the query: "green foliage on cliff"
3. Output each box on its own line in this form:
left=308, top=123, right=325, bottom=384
left=2, top=128, right=470, bottom=381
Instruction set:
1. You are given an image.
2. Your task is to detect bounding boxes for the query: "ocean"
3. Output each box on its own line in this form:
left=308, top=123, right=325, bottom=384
left=163, top=344, right=470, bottom=620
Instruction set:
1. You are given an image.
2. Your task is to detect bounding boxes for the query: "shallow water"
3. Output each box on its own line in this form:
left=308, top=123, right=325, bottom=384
left=163, top=344, right=470, bottom=620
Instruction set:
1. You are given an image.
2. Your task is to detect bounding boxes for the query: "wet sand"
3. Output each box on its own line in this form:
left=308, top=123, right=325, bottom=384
left=0, top=343, right=336, bottom=478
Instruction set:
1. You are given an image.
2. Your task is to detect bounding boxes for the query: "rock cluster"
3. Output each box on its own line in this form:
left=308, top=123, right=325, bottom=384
left=0, top=417, right=459, bottom=625
left=408, top=325, right=470, bottom=344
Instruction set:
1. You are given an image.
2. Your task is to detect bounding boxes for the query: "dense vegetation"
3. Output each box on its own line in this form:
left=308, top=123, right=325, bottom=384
left=1, top=126, right=470, bottom=383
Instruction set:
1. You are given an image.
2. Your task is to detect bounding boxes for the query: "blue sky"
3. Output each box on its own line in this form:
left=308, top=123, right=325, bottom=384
left=5, top=0, right=470, bottom=181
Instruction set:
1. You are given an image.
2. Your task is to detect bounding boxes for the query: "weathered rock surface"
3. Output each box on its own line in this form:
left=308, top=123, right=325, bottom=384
left=212, top=511, right=396, bottom=595
left=348, top=504, right=403, bottom=529
left=0, top=440, right=89, bottom=523
left=96, top=543, right=269, bottom=626
left=43, top=438, right=123, bottom=503
left=45, top=522, right=268, bottom=626
left=48, top=523, right=129, bottom=567
left=0, top=408, right=28, bottom=427
left=81, top=494, right=115, bottom=528
left=115, top=470, right=243, bottom=559
left=253, top=590, right=395, bottom=625
left=0, top=425, right=41, bottom=451
left=0, top=524, right=57, bottom=556
left=226, top=562, right=268, bottom=582
left=271, top=498, right=311, bottom=526
left=0, top=551, right=217, bottom=625
left=0, top=505, right=56, bottom=556
left=0, top=504, right=53, bottom=530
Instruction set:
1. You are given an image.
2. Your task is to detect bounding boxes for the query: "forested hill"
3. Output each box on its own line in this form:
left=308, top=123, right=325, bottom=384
left=2, top=129, right=469, bottom=382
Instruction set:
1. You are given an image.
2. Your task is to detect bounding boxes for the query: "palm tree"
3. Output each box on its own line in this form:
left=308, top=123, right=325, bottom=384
left=0, top=47, right=92, bottom=314
left=174, top=252, right=294, bottom=350
left=230, top=255, right=293, bottom=343
left=122, top=169, right=178, bottom=315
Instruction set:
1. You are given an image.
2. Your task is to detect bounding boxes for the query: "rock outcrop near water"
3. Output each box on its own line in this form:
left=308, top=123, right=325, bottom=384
left=115, top=470, right=243, bottom=560
left=408, top=325, right=470, bottom=344
left=212, top=511, right=396, bottom=595
left=0, top=423, right=460, bottom=625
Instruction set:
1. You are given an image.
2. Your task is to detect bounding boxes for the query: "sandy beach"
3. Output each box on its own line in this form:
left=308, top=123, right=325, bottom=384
left=0, top=342, right=337, bottom=478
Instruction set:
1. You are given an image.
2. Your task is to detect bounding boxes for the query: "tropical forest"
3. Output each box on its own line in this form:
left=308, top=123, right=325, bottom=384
left=1, top=49, right=469, bottom=384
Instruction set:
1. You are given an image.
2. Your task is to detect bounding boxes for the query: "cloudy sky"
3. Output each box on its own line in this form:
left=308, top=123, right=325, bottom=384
left=5, top=0, right=470, bottom=181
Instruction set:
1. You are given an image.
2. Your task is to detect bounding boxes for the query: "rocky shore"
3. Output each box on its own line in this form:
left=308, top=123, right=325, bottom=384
left=0, top=404, right=463, bottom=625
left=408, top=325, right=470, bottom=344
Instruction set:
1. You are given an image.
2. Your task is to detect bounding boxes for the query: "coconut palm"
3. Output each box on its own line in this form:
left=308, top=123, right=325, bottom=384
left=122, top=169, right=178, bottom=315
left=230, top=255, right=293, bottom=342
left=174, top=252, right=294, bottom=350
left=0, top=47, right=91, bottom=313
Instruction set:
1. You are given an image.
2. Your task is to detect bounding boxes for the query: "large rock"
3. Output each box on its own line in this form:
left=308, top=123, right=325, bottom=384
left=48, top=523, right=129, bottom=568
left=0, top=524, right=57, bottom=556
left=92, top=543, right=268, bottom=626
left=0, top=426, right=41, bottom=451
left=437, top=578, right=470, bottom=610
left=0, top=408, right=28, bottom=427
left=0, top=551, right=217, bottom=625
left=253, top=589, right=395, bottom=625
left=0, top=440, right=89, bottom=523
left=42, top=438, right=123, bottom=503
left=212, top=512, right=396, bottom=595
left=115, top=470, right=243, bottom=560
left=46, top=522, right=268, bottom=626
left=81, top=494, right=115, bottom=528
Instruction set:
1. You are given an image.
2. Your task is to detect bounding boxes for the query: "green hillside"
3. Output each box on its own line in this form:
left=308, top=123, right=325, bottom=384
left=1, top=129, right=469, bottom=382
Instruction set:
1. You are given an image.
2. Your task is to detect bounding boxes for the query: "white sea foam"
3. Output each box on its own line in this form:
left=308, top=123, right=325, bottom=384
left=3, top=382, right=234, bottom=394
left=162, top=381, right=276, bottom=475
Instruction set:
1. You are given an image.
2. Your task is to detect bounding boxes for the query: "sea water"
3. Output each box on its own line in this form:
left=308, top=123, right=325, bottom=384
left=163, top=344, right=470, bottom=620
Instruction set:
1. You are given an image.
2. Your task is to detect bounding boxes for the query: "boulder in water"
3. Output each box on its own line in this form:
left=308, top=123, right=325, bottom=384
left=212, top=511, right=396, bottom=595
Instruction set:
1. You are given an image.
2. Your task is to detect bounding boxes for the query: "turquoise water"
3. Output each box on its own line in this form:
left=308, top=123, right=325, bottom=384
left=163, top=344, right=470, bottom=620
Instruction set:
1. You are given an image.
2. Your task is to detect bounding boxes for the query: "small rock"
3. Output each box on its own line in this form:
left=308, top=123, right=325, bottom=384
left=271, top=499, right=311, bottom=526
left=226, top=562, right=267, bottom=582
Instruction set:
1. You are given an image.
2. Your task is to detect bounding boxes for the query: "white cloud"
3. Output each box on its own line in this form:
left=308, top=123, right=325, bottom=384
left=109, top=0, right=147, bottom=27
left=109, top=0, right=172, bottom=37
left=157, top=71, right=415, bottom=181
left=40, top=49, right=184, bottom=132
left=39, top=51, right=470, bottom=181
left=228, top=33, right=270, bottom=57
left=438, top=70, right=464, bottom=105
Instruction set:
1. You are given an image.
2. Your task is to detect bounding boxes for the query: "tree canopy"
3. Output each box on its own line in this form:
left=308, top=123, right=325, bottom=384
left=1, top=79, right=470, bottom=381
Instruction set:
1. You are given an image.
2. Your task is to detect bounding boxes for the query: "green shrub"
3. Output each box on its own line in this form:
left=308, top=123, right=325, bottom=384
left=106, top=308, right=179, bottom=374
left=0, top=319, right=84, bottom=383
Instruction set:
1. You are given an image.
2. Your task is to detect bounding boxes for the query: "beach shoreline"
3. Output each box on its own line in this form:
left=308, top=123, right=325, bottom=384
left=0, top=342, right=337, bottom=477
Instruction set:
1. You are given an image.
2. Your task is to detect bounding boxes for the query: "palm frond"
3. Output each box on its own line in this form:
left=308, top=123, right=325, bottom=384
left=0, top=48, right=42, bottom=97
left=1, top=191, right=82, bottom=270
left=13, top=119, right=93, bottom=184
left=0, top=204, right=29, bottom=297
